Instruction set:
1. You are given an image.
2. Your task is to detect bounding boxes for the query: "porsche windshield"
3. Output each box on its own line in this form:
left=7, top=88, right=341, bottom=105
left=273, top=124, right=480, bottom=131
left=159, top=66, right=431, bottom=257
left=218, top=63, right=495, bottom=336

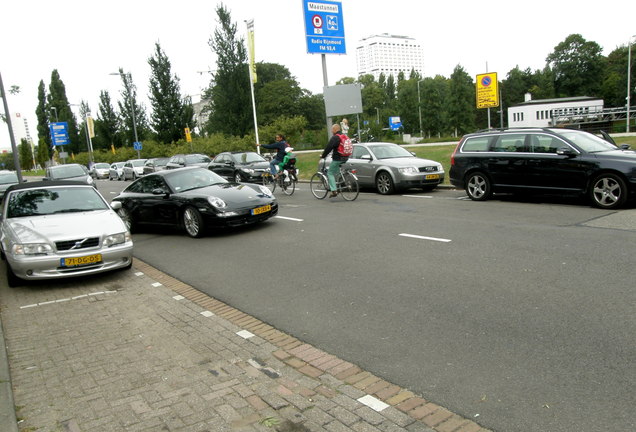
left=166, top=169, right=228, bottom=192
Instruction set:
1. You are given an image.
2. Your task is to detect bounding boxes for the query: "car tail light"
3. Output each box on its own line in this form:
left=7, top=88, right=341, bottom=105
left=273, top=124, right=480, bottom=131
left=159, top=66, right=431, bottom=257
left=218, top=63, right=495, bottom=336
left=450, top=143, right=460, bottom=165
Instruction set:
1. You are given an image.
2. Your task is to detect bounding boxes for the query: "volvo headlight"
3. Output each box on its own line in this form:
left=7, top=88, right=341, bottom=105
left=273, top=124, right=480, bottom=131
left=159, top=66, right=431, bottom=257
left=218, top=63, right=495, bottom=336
left=12, top=243, right=53, bottom=255
left=103, top=232, right=130, bottom=247
left=398, top=167, right=418, bottom=174
left=207, top=196, right=227, bottom=208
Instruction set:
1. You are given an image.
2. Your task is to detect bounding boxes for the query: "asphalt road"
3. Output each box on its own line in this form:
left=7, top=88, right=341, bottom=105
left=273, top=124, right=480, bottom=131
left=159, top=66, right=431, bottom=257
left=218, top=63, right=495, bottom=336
left=96, top=180, right=636, bottom=431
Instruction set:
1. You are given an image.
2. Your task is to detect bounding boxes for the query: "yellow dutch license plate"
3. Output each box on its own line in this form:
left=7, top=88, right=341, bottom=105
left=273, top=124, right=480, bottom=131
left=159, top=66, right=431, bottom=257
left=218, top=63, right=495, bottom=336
left=61, top=254, right=102, bottom=268
left=425, top=174, right=440, bottom=180
left=251, top=205, right=271, bottom=215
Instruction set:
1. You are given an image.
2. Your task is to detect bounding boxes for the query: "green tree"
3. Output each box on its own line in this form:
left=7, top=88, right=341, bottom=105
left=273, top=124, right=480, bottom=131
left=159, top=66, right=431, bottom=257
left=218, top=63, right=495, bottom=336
left=601, top=45, right=632, bottom=108
left=148, top=42, right=194, bottom=144
left=396, top=78, right=418, bottom=134
left=420, top=75, right=449, bottom=137
left=35, top=80, right=51, bottom=154
left=37, top=137, right=49, bottom=168
left=116, top=69, right=149, bottom=146
left=205, top=4, right=251, bottom=136
left=19, top=138, right=33, bottom=170
left=254, top=63, right=304, bottom=125
left=48, top=69, right=80, bottom=154
left=546, top=34, right=604, bottom=97
left=448, top=65, right=476, bottom=135
left=95, top=90, right=121, bottom=151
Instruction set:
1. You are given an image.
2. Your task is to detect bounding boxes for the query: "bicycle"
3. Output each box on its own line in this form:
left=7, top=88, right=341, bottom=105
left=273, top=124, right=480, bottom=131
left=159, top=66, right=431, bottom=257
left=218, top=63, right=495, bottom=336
left=262, top=166, right=297, bottom=196
left=310, top=161, right=359, bottom=201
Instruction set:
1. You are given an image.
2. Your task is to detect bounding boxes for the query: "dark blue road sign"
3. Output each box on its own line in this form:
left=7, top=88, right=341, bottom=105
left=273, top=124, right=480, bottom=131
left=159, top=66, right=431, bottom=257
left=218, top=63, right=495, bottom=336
left=49, top=122, right=70, bottom=146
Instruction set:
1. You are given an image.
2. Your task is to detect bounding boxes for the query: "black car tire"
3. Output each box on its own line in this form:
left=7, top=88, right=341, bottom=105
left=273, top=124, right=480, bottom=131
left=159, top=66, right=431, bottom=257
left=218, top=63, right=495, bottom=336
left=465, top=172, right=492, bottom=201
left=6, top=263, right=20, bottom=288
left=183, top=206, right=205, bottom=238
left=589, top=173, right=627, bottom=210
left=132, top=172, right=137, bottom=180
left=234, top=172, right=242, bottom=183
left=376, top=171, right=395, bottom=195
left=117, top=207, right=136, bottom=233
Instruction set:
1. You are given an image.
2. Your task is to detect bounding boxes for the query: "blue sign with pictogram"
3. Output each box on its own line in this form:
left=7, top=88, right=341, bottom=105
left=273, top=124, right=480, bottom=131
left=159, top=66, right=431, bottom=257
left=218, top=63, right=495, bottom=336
left=49, top=122, right=70, bottom=146
left=303, top=0, right=346, bottom=54
left=133, top=141, right=143, bottom=151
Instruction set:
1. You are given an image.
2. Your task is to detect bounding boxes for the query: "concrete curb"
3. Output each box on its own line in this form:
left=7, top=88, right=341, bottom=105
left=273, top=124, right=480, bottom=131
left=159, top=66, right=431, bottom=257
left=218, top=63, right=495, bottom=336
left=0, top=316, right=18, bottom=432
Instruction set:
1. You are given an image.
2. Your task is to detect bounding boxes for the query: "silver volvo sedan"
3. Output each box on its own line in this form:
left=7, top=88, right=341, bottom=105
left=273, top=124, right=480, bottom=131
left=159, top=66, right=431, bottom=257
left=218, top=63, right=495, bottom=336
left=1, top=181, right=133, bottom=287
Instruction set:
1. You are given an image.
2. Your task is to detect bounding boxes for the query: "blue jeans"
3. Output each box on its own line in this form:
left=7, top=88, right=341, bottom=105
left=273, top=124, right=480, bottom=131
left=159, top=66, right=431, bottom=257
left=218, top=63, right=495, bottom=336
left=269, top=159, right=281, bottom=175
left=327, top=160, right=343, bottom=191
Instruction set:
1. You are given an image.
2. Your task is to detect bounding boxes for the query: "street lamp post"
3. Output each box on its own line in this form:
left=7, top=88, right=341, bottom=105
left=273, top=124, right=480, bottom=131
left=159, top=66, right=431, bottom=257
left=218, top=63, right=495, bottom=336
left=50, top=106, right=58, bottom=122
left=627, top=35, right=636, bottom=133
left=417, top=79, right=424, bottom=138
left=110, top=72, right=140, bottom=158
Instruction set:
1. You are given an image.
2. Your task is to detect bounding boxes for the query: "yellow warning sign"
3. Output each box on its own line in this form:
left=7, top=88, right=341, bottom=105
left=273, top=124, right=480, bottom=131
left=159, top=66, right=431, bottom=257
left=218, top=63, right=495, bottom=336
left=476, top=72, right=499, bottom=109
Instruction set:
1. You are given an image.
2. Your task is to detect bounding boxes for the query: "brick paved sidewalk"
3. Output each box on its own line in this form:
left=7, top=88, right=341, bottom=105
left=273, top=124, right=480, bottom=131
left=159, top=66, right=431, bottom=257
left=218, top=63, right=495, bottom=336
left=0, top=259, right=489, bottom=432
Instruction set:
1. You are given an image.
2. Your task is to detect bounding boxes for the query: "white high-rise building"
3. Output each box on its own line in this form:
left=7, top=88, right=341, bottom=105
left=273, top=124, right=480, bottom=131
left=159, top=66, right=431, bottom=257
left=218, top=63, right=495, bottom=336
left=356, top=33, right=424, bottom=81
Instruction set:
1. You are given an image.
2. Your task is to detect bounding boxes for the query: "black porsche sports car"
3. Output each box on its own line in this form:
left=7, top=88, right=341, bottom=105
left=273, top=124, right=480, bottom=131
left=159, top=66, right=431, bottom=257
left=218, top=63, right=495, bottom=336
left=112, top=167, right=278, bottom=237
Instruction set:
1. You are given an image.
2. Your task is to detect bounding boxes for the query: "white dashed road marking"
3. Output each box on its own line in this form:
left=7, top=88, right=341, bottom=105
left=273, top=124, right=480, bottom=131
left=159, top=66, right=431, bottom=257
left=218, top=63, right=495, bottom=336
left=399, top=233, right=452, bottom=243
left=275, top=216, right=304, bottom=222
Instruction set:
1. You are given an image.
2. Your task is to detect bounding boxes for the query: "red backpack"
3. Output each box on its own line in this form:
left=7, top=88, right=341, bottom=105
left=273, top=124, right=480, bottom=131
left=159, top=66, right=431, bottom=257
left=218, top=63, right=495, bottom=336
left=337, top=134, right=353, bottom=157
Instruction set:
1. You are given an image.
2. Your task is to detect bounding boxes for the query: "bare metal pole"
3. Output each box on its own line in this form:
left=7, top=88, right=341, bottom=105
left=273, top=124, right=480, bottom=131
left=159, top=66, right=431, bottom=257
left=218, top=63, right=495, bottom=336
left=0, top=71, right=23, bottom=182
left=322, top=54, right=331, bottom=140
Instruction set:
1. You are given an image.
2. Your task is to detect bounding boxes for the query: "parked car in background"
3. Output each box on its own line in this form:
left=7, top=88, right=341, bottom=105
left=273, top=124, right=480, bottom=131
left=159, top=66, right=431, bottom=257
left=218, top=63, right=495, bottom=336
left=0, top=181, right=133, bottom=287
left=90, top=162, right=111, bottom=179
left=143, top=157, right=170, bottom=175
left=122, top=159, right=147, bottom=180
left=166, top=154, right=211, bottom=170
left=449, top=127, right=636, bottom=209
left=112, top=167, right=277, bottom=238
left=207, top=151, right=270, bottom=182
left=44, top=164, right=96, bottom=188
left=0, top=170, right=22, bottom=202
left=341, top=142, right=444, bottom=194
left=109, top=162, right=126, bottom=181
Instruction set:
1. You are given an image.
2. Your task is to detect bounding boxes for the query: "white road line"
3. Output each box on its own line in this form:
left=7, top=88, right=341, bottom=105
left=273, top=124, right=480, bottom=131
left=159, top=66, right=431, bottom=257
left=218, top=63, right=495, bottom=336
left=19, top=290, right=118, bottom=309
left=399, top=233, right=452, bottom=243
left=401, top=195, right=433, bottom=199
left=275, top=216, right=304, bottom=222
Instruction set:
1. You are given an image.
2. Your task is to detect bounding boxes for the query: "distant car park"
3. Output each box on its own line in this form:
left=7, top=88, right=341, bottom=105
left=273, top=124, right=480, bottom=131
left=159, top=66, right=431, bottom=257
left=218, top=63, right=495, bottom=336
left=0, top=171, right=22, bottom=202
left=90, top=162, right=111, bottom=179
left=109, top=162, right=126, bottom=181
left=166, top=154, right=211, bottom=170
left=44, top=164, right=96, bottom=188
left=122, top=159, right=147, bottom=180
left=0, top=181, right=133, bottom=287
left=207, top=151, right=270, bottom=182
left=143, top=157, right=170, bottom=175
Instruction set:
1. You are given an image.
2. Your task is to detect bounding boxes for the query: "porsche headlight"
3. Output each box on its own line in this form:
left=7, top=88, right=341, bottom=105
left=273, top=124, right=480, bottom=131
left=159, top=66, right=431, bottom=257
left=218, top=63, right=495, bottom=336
left=12, top=243, right=53, bottom=255
left=398, top=167, right=418, bottom=174
left=207, top=196, right=227, bottom=208
left=258, top=185, right=273, bottom=197
left=103, top=232, right=130, bottom=247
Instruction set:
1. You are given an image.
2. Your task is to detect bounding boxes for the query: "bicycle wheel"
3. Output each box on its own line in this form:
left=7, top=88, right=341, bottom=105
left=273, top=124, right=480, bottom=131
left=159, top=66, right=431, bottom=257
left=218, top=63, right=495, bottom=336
left=280, top=174, right=295, bottom=196
left=310, top=172, right=329, bottom=199
left=339, top=171, right=359, bottom=201
left=262, top=173, right=276, bottom=193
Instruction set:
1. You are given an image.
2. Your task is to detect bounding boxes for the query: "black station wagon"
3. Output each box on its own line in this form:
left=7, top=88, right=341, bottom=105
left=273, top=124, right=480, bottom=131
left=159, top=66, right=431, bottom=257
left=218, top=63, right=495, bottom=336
left=449, top=128, right=636, bottom=209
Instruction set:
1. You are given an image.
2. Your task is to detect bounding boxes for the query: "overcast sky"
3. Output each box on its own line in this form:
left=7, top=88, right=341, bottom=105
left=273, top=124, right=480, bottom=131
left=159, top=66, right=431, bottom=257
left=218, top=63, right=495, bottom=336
left=1, top=0, right=634, bottom=151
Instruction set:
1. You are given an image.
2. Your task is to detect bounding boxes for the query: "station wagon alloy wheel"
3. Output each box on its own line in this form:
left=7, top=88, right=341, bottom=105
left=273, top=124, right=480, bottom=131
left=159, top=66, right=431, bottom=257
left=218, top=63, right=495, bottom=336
left=466, top=172, right=492, bottom=201
left=590, top=174, right=627, bottom=210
